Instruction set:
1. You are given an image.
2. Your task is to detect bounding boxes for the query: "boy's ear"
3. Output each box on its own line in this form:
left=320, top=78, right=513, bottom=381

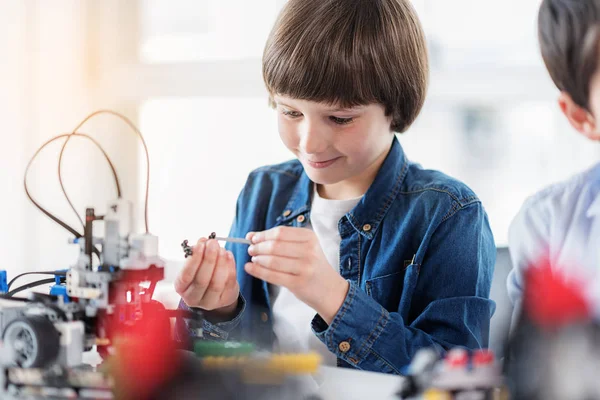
left=558, top=92, right=600, bottom=140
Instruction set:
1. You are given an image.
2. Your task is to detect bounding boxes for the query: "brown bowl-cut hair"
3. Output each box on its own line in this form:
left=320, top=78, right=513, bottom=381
left=262, top=0, right=429, bottom=133
left=538, top=0, right=600, bottom=112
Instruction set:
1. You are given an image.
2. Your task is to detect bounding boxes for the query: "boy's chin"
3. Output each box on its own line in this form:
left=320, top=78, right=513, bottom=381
left=303, top=169, right=345, bottom=186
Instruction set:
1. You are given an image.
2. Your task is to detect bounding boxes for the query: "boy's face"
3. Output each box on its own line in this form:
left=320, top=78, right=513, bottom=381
left=274, top=95, right=394, bottom=198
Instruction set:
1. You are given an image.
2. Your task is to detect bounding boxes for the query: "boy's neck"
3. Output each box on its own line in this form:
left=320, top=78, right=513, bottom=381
left=317, top=146, right=390, bottom=200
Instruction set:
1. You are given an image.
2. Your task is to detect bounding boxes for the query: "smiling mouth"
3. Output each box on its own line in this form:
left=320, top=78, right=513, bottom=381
left=305, top=157, right=340, bottom=169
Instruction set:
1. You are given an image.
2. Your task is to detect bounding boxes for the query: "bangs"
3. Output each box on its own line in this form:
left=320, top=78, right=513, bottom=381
left=263, top=8, right=382, bottom=108
left=262, top=0, right=428, bottom=132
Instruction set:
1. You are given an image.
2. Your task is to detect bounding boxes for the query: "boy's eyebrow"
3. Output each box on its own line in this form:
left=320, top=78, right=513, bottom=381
left=275, top=101, right=296, bottom=109
left=328, top=106, right=365, bottom=112
left=274, top=99, right=365, bottom=112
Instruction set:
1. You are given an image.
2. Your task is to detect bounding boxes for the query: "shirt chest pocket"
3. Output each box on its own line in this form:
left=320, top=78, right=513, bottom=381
left=365, top=264, right=420, bottom=318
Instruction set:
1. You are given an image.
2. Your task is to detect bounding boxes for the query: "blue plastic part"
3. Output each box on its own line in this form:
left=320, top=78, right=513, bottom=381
left=55, top=269, right=68, bottom=285
left=49, top=284, right=70, bottom=303
left=0, top=270, right=7, bottom=293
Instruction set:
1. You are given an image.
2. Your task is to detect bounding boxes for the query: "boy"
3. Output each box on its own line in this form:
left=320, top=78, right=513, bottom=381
left=176, top=0, right=495, bottom=374
left=508, top=0, right=600, bottom=319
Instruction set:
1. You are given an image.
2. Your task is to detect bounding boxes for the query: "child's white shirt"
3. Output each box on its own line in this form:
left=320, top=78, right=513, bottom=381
left=271, top=185, right=362, bottom=365
left=507, top=162, right=600, bottom=321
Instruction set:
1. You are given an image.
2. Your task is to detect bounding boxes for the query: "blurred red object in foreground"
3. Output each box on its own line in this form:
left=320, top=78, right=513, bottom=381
left=523, top=258, right=590, bottom=329
left=105, top=300, right=181, bottom=400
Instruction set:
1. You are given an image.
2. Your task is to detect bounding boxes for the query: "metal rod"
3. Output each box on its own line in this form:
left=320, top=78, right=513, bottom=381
left=214, top=236, right=252, bottom=245
left=182, top=234, right=253, bottom=258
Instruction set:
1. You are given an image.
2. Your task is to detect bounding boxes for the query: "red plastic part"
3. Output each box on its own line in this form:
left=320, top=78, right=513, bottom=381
left=472, top=349, right=494, bottom=366
left=446, top=348, right=469, bottom=368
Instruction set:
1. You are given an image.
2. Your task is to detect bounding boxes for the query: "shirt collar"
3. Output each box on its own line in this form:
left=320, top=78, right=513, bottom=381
left=276, top=168, right=313, bottom=224
left=277, top=136, right=409, bottom=238
left=347, top=136, right=409, bottom=239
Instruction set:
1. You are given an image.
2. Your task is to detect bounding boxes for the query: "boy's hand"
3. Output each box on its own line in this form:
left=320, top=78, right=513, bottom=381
left=174, top=238, right=240, bottom=315
left=245, top=227, right=349, bottom=324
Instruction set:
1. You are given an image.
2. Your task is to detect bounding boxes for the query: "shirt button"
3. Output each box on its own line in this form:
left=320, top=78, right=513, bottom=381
left=261, top=312, right=269, bottom=322
left=362, top=224, right=372, bottom=232
left=297, top=215, right=306, bottom=223
left=283, top=210, right=291, bottom=217
left=338, top=341, right=351, bottom=353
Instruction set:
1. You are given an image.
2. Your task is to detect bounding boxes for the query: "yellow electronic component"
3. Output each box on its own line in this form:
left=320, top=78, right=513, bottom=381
left=202, top=352, right=322, bottom=384
left=422, top=388, right=452, bottom=400
left=263, top=353, right=321, bottom=374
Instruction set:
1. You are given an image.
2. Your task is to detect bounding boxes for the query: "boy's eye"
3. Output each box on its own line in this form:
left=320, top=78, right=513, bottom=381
left=282, top=110, right=302, bottom=118
left=330, top=116, right=353, bottom=125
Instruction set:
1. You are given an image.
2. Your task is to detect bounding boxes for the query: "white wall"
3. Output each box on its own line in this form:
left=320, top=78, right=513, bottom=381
left=0, top=1, right=28, bottom=276
left=0, top=0, right=139, bottom=284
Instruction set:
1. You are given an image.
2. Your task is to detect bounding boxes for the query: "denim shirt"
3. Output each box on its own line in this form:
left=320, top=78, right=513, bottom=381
left=177, top=137, right=496, bottom=374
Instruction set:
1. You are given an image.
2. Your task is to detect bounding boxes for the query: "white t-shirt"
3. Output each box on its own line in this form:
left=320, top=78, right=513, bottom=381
left=271, top=185, right=363, bottom=366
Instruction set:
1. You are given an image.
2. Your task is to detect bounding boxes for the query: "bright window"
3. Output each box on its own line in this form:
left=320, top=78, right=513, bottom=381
left=127, top=0, right=600, bottom=249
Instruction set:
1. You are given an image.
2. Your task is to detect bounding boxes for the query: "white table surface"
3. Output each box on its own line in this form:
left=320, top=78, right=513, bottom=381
left=315, top=366, right=403, bottom=400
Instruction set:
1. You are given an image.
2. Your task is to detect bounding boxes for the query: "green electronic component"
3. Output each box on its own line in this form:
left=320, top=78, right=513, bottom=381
left=193, top=341, right=255, bottom=357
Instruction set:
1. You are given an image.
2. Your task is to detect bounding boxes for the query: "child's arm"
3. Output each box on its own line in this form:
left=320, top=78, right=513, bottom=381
left=248, top=202, right=495, bottom=374
left=173, top=237, right=246, bottom=344
left=174, top=178, right=259, bottom=345
left=319, top=202, right=495, bottom=373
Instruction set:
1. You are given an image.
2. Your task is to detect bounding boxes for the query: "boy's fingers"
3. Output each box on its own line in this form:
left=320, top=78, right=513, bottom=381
left=251, top=226, right=311, bottom=243
left=250, top=255, right=300, bottom=275
left=223, top=251, right=238, bottom=287
left=174, top=240, right=206, bottom=294
left=244, top=262, right=292, bottom=287
left=248, top=240, right=303, bottom=258
left=202, top=248, right=230, bottom=307
left=191, top=239, right=220, bottom=299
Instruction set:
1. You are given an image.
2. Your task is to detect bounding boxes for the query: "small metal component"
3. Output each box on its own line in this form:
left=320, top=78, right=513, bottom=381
left=213, top=236, right=252, bottom=245
left=181, top=240, right=193, bottom=258
left=181, top=234, right=251, bottom=258
left=209, top=232, right=252, bottom=245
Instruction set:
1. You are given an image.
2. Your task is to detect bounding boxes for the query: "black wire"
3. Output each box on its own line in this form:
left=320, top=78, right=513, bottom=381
left=25, top=133, right=106, bottom=259
left=70, top=110, right=152, bottom=233
left=0, top=295, right=31, bottom=302
left=7, top=271, right=67, bottom=291
left=58, top=131, right=123, bottom=230
left=5, top=278, right=58, bottom=297
left=24, top=132, right=116, bottom=238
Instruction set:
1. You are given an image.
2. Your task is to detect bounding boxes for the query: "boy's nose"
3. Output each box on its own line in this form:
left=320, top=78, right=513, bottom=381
left=299, top=121, right=329, bottom=155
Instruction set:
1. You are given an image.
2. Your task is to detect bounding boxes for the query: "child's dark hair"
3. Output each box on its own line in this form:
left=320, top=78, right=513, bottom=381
left=262, top=0, right=428, bottom=133
left=538, top=0, right=600, bottom=111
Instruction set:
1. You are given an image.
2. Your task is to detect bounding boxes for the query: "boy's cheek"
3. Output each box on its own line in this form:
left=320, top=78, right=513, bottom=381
left=278, top=124, right=299, bottom=150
